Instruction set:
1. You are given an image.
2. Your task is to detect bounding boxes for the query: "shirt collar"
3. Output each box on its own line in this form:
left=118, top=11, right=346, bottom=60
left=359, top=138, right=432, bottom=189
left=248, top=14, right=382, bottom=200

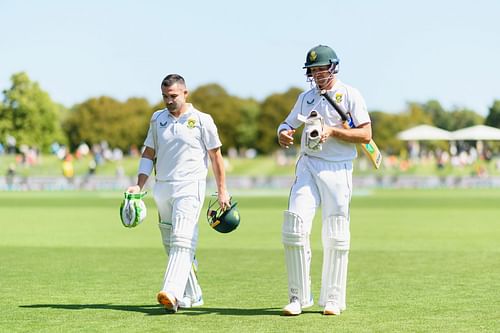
left=167, top=103, right=194, bottom=120
left=314, top=79, right=341, bottom=95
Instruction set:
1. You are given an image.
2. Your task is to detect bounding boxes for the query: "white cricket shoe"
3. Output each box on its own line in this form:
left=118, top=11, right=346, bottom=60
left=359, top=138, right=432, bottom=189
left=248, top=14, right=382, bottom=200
left=157, top=291, right=178, bottom=313
left=178, top=296, right=204, bottom=308
left=302, top=296, right=314, bottom=309
left=323, top=301, right=341, bottom=315
left=283, top=296, right=302, bottom=316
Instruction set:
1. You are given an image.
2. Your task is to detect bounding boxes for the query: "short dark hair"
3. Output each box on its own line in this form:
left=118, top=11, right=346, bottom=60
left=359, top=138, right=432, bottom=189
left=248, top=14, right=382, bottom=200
left=161, top=74, right=186, bottom=88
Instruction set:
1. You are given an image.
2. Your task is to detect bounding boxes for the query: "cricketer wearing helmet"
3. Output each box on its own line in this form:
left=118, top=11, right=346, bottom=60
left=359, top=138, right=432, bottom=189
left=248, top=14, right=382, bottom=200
left=126, top=74, right=230, bottom=313
left=277, top=45, right=373, bottom=316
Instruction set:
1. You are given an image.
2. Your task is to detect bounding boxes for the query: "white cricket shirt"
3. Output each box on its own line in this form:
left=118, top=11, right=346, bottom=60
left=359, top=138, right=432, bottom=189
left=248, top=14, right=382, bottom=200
left=144, top=104, right=222, bottom=181
left=278, top=80, right=371, bottom=162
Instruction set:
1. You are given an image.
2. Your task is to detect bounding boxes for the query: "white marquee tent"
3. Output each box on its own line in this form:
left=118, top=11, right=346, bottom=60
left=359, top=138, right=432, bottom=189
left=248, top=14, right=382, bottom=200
left=451, top=125, right=500, bottom=141
left=397, top=124, right=500, bottom=158
left=397, top=125, right=453, bottom=141
left=398, top=124, right=500, bottom=141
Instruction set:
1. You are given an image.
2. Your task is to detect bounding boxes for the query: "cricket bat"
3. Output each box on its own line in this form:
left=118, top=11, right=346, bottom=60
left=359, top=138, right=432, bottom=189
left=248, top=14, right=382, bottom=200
left=320, top=90, right=382, bottom=169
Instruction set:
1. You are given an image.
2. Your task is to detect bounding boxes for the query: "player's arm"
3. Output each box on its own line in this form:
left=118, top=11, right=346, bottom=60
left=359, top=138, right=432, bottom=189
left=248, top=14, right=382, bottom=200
left=127, top=146, right=155, bottom=193
left=322, top=122, right=372, bottom=144
left=277, top=94, right=306, bottom=148
left=278, top=123, right=296, bottom=149
left=207, top=147, right=230, bottom=210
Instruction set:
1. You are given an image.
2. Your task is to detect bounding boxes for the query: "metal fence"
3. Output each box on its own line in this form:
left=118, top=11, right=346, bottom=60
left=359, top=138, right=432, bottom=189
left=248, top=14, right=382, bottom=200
left=2, top=174, right=500, bottom=191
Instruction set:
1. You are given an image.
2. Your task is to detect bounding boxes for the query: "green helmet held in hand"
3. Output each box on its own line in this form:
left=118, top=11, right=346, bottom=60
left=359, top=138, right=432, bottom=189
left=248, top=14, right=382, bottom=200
left=207, top=197, right=240, bottom=233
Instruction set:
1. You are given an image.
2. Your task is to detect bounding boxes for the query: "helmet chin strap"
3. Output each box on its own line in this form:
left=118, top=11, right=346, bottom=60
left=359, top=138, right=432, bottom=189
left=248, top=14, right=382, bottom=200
left=306, top=63, right=337, bottom=90
left=308, top=75, right=336, bottom=91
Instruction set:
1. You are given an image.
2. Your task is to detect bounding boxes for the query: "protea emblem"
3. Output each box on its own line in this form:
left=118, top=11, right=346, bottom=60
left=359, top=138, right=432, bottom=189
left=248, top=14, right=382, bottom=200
left=187, top=117, right=196, bottom=129
left=309, top=51, right=317, bottom=62
left=335, top=93, right=343, bottom=103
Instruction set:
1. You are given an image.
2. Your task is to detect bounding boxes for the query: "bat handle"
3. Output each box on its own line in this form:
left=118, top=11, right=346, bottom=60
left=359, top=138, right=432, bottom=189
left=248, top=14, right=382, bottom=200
left=320, top=90, right=349, bottom=122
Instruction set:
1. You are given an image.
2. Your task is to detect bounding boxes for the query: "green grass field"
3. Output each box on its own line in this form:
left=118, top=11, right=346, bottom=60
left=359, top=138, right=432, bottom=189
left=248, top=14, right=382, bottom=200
left=1, top=189, right=499, bottom=332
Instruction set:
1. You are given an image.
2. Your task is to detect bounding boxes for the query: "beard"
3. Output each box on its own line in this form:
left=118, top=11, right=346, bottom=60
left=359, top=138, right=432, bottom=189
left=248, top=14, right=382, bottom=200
left=166, top=103, right=179, bottom=112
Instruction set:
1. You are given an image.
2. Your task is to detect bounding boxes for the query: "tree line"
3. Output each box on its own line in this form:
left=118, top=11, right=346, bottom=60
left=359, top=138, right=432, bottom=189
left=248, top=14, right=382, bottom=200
left=1, top=72, right=500, bottom=155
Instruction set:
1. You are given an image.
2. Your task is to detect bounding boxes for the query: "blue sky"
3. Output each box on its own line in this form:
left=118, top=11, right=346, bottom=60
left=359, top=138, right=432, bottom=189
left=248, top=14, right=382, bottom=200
left=1, top=0, right=499, bottom=115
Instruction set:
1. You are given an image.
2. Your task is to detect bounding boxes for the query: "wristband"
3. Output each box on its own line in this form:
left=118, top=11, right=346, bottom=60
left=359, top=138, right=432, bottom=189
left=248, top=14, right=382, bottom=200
left=138, top=157, right=154, bottom=177
left=277, top=122, right=293, bottom=137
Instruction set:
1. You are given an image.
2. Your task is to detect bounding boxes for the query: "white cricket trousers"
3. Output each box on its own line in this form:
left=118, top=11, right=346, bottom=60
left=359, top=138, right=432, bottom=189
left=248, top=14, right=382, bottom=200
left=153, top=180, right=206, bottom=300
left=289, top=155, right=352, bottom=227
left=285, top=155, right=353, bottom=307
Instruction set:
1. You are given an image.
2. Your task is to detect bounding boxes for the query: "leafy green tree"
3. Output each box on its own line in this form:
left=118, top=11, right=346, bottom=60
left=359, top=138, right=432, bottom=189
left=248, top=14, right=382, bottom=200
left=0, top=103, right=4, bottom=140
left=0, top=72, right=66, bottom=151
left=63, top=96, right=151, bottom=151
left=404, top=102, right=433, bottom=126
left=151, top=100, right=164, bottom=112
left=420, top=100, right=483, bottom=131
left=256, top=87, right=303, bottom=154
left=485, top=100, right=500, bottom=128
left=233, top=98, right=260, bottom=149
left=448, top=107, right=483, bottom=130
left=421, top=100, right=453, bottom=130
left=370, top=111, right=408, bottom=154
left=189, top=84, right=242, bottom=152
left=153, top=88, right=260, bottom=152
left=121, top=97, right=153, bottom=147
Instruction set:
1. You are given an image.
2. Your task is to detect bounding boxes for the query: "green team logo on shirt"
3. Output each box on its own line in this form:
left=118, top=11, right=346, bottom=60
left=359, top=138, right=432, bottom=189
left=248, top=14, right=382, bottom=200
left=335, top=93, right=343, bottom=103
left=187, top=117, right=196, bottom=129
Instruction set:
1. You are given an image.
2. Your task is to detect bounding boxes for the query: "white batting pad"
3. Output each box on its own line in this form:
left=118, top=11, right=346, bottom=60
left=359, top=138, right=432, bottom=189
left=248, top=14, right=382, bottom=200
left=158, top=222, right=172, bottom=254
left=184, top=258, right=203, bottom=305
left=162, top=246, right=193, bottom=300
left=319, top=216, right=350, bottom=309
left=159, top=221, right=202, bottom=305
left=161, top=215, right=197, bottom=300
left=282, top=211, right=312, bottom=307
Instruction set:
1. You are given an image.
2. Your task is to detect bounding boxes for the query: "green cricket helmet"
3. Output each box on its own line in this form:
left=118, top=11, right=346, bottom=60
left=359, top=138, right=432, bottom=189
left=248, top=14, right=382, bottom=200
left=303, top=45, right=339, bottom=75
left=207, top=198, right=240, bottom=233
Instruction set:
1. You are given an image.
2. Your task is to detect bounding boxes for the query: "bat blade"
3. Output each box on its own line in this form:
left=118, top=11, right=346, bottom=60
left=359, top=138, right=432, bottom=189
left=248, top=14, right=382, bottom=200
left=360, top=141, right=382, bottom=169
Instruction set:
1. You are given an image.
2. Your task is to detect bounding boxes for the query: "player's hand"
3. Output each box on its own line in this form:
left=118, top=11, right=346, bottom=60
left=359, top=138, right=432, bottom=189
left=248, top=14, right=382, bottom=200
left=279, top=129, right=296, bottom=149
left=126, top=185, right=141, bottom=193
left=218, top=191, right=231, bottom=211
left=320, top=125, right=335, bottom=143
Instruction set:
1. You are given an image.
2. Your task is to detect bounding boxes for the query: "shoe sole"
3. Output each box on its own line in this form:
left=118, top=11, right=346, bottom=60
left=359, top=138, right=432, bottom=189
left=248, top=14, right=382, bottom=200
left=157, top=291, right=177, bottom=312
left=323, top=309, right=340, bottom=315
left=283, top=310, right=301, bottom=316
left=323, top=311, right=338, bottom=316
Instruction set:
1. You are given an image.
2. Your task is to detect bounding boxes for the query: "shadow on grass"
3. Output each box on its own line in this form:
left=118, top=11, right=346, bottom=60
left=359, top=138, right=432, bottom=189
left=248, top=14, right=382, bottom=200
left=20, top=304, right=165, bottom=316
left=19, top=304, right=304, bottom=316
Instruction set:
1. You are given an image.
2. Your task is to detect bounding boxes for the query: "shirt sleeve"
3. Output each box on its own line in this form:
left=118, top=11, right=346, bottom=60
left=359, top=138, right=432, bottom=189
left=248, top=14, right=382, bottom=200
left=347, top=87, right=371, bottom=127
left=277, top=93, right=306, bottom=135
left=143, top=110, right=163, bottom=149
left=143, top=119, right=155, bottom=149
left=201, top=113, right=222, bottom=150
